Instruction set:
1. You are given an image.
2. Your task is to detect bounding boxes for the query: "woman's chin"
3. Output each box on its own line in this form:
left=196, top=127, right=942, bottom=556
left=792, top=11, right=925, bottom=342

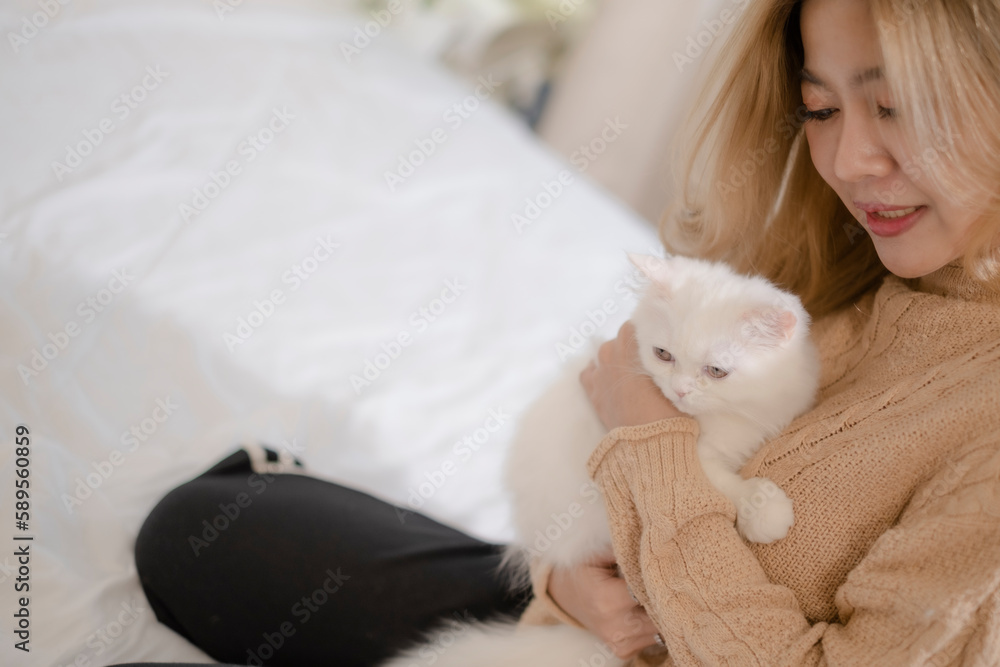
left=873, top=244, right=954, bottom=280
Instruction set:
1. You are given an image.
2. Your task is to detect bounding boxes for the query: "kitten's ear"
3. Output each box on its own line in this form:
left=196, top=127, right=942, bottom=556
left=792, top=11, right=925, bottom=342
left=628, top=253, right=671, bottom=282
left=628, top=253, right=673, bottom=298
left=739, top=308, right=798, bottom=347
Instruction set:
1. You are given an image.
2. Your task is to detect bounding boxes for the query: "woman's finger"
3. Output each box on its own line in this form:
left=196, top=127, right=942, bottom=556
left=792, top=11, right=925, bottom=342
left=605, top=606, right=662, bottom=659
left=597, top=336, right=617, bottom=365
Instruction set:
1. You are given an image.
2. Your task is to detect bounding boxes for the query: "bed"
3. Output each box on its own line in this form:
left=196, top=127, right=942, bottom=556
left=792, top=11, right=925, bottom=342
left=0, top=0, right=661, bottom=663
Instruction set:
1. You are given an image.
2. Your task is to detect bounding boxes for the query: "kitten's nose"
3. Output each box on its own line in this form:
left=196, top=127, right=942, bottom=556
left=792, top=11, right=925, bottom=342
left=671, top=380, right=690, bottom=399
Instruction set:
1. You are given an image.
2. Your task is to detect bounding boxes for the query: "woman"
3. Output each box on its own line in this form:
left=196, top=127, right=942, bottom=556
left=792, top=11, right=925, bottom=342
left=127, top=0, right=1000, bottom=665
left=535, top=0, right=1000, bottom=664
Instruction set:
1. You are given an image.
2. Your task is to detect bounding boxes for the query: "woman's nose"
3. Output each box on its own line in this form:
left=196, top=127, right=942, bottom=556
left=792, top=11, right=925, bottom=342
left=833, top=108, right=895, bottom=184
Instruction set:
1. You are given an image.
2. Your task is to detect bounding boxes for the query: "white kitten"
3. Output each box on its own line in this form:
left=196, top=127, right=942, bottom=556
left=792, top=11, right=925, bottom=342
left=627, top=253, right=819, bottom=543
left=382, top=253, right=820, bottom=667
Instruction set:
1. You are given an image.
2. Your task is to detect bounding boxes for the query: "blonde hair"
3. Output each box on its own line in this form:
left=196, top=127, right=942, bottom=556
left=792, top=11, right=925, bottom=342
left=662, top=0, right=1000, bottom=318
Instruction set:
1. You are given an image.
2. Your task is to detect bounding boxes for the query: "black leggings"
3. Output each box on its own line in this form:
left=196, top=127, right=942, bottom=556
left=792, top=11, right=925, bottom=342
left=123, top=447, right=531, bottom=667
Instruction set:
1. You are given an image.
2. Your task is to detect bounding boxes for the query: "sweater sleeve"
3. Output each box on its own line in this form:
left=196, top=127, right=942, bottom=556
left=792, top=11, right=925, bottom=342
left=587, top=418, right=1000, bottom=666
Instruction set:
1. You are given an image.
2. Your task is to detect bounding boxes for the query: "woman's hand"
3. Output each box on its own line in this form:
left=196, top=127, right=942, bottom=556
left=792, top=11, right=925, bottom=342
left=547, top=551, right=661, bottom=659
left=580, top=321, right=685, bottom=431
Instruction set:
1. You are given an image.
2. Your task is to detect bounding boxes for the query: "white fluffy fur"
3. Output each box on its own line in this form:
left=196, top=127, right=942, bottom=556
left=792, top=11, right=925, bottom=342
left=381, top=254, right=820, bottom=667
left=383, top=620, right=622, bottom=667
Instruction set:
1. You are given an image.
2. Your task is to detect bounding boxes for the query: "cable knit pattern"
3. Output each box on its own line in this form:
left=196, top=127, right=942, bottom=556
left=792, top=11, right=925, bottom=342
left=525, top=260, right=1000, bottom=666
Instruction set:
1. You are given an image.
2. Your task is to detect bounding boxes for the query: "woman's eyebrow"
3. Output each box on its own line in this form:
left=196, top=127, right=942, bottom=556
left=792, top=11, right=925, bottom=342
left=854, top=66, right=884, bottom=85
left=800, top=66, right=883, bottom=88
left=800, top=68, right=825, bottom=87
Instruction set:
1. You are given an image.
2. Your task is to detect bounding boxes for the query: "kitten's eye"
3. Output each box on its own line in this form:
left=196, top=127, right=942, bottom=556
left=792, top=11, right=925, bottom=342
left=654, top=348, right=674, bottom=362
left=705, top=366, right=729, bottom=379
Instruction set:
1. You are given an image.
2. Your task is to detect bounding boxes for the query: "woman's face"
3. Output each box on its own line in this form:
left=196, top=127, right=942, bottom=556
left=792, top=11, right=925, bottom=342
left=800, top=0, right=978, bottom=278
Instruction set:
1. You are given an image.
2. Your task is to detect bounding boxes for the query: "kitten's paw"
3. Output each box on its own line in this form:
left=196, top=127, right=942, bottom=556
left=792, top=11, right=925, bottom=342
left=734, top=478, right=794, bottom=543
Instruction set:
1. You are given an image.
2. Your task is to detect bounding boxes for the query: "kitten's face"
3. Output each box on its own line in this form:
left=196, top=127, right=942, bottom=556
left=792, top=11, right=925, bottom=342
left=629, top=254, right=802, bottom=417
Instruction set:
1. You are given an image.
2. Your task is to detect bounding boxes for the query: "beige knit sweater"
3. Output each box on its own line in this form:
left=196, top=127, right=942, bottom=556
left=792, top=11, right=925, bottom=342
left=521, top=260, right=1000, bottom=666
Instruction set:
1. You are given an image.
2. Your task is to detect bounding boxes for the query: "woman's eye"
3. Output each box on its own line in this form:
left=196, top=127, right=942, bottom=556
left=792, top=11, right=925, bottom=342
left=804, top=107, right=837, bottom=122
left=654, top=348, right=674, bottom=362
left=705, top=366, right=729, bottom=379
left=877, top=105, right=896, bottom=120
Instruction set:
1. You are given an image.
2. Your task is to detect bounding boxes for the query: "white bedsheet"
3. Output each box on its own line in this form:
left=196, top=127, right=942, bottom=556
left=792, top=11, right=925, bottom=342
left=0, top=1, right=660, bottom=664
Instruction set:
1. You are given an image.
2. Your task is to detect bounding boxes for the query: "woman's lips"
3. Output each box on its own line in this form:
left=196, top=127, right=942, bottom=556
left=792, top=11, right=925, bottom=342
left=860, top=205, right=926, bottom=238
